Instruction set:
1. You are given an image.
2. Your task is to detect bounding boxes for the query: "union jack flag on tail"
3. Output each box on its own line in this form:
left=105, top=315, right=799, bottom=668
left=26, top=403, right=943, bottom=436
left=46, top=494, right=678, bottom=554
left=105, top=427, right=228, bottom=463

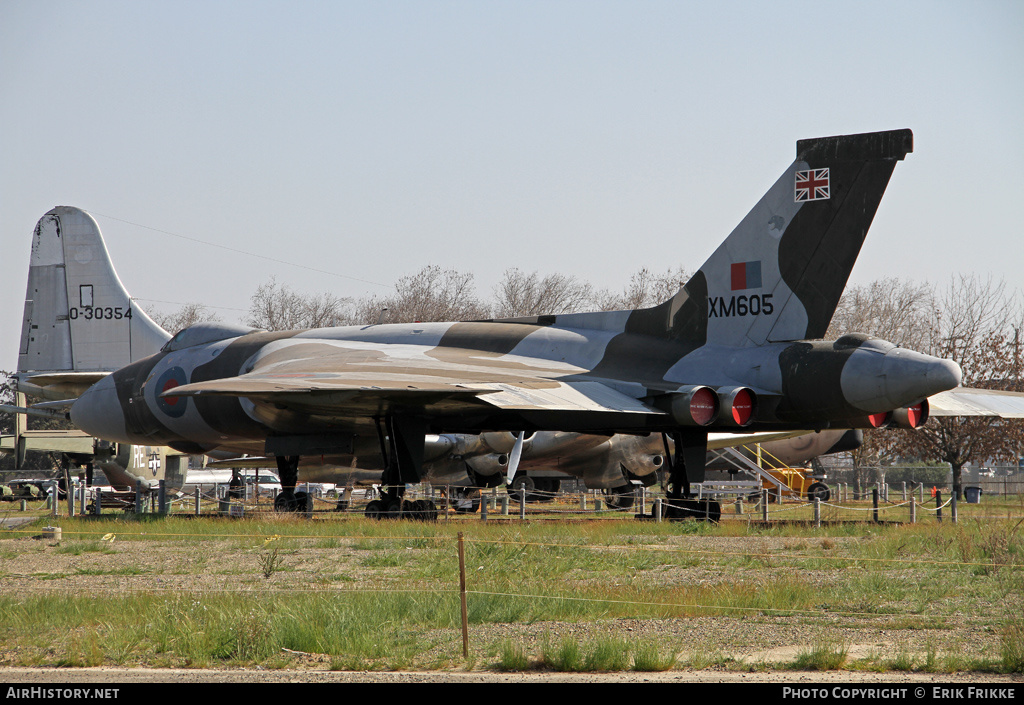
left=795, top=168, right=830, bottom=202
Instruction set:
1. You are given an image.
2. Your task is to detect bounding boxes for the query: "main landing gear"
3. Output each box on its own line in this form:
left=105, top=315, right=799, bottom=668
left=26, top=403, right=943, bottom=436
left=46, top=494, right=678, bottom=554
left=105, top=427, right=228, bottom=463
left=363, top=414, right=437, bottom=522
left=645, top=430, right=720, bottom=522
left=272, top=455, right=313, bottom=513
left=364, top=490, right=439, bottom=521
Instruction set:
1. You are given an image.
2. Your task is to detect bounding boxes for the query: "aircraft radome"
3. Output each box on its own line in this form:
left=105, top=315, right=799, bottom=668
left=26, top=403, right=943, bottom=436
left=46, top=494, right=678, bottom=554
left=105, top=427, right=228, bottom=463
left=22, top=129, right=996, bottom=520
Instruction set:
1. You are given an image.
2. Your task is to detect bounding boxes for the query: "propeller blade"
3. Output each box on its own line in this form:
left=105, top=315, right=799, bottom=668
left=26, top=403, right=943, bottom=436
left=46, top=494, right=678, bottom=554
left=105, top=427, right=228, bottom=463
left=506, top=431, right=525, bottom=484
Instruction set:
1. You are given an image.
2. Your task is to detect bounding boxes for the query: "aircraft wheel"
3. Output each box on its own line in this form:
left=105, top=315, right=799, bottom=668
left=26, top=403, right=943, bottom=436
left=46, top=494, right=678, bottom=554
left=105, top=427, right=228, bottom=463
left=365, top=499, right=383, bottom=519
left=294, top=491, right=312, bottom=513
left=807, top=482, right=831, bottom=502
left=699, top=500, right=722, bottom=522
left=274, top=492, right=296, bottom=512
left=385, top=499, right=403, bottom=519
left=509, top=475, right=535, bottom=503
left=425, top=500, right=438, bottom=521
left=411, top=499, right=428, bottom=521
left=602, top=486, right=635, bottom=511
left=533, top=478, right=558, bottom=502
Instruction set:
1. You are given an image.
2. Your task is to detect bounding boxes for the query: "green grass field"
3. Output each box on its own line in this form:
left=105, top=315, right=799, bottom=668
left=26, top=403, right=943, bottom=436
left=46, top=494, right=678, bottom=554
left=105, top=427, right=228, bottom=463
left=1, top=494, right=1022, bottom=673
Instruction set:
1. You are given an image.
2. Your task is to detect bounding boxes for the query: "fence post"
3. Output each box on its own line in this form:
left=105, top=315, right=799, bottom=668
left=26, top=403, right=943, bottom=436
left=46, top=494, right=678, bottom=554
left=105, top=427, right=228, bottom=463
left=814, top=497, right=820, bottom=528
left=872, top=488, right=879, bottom=523
left=457, top=532, right=469, bottom=658
left=519, top=491, right=526, bottom=520
left=761, top=489, right=769, bottom=522
left=480, top=496, right=488, bottom=522
left=654, top=498, right=662, bottom=523
left=936, top=490, right=943, bottom=523
left=910, top=495, right=916, bottom=524
left=951, top=488, right=958, bottom=524
left=195, top=486, right=201, bottom=515
left=735, top=497, right=743, bottom=516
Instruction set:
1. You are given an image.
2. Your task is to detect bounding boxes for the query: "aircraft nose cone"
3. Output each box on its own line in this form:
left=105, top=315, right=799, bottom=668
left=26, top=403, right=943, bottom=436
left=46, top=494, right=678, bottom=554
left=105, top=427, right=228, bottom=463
left=928, top=357, right=963, bottom=392
left=70, top=374, right=129, bottom=442
left=841, top=346, right=963, bottom=413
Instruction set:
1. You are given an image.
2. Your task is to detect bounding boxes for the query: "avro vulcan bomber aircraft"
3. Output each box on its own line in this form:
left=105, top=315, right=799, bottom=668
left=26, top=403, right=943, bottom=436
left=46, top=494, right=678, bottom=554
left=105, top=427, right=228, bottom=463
left=24, top=129, right=969, bottom=518
left=11, top=203, right=867, bottom=513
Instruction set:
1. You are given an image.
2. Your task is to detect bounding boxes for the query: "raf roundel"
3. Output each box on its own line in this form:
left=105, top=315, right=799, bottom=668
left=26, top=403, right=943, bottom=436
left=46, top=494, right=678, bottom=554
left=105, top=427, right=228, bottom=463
left=155, top=366, right=189, bottom=418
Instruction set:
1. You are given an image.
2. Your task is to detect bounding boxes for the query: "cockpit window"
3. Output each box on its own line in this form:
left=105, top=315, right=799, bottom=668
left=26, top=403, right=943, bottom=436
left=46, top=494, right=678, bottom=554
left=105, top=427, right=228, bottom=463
left=160, top=322, right=264, bottom=352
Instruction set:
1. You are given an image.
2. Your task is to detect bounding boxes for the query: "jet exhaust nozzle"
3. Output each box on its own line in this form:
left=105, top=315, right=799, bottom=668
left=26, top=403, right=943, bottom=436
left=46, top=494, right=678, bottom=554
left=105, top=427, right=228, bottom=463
left=718, top=386, right=757, bottom=427
left=890, top=400, right=929, bottom=429
left=666, top=386, right=719, bottom=426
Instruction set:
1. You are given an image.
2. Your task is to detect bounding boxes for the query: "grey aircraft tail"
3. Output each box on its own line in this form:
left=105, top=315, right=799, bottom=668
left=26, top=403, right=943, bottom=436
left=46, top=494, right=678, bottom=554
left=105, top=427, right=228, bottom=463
left=17, top=206, right=170, bottom=399
left=628, top=129, right=913, bottom=347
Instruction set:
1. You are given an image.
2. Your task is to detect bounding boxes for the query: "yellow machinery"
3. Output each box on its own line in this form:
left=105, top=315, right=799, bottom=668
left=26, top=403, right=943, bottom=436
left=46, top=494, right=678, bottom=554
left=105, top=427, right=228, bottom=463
left=759, top=467, right=831, bottom=502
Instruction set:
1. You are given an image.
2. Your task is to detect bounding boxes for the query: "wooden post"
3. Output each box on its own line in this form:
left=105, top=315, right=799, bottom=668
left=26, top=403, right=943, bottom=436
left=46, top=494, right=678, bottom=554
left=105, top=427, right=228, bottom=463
left=158, top=480, right=167, bottom=515
left=936, top=490, right=943, bottom=523
left=909, top=494, right=916, bottom=524
left=195, top=486, right=201, bottom=515
left=457, top=532, right=469, bottom=658
left=814, top=497, right=820, bottom=528
left=761, top=489, right=769, bottom=522
left=654, top=497, right=662, bottom=523
left=519, top=491, right=526, bottom=520
left=480, top=496, right=488, bottom=521
left=872, top=488, right=879, bottom=523
left=735, top=497, right=743, bottom=516
left=951, top=488, right=958, bottom=524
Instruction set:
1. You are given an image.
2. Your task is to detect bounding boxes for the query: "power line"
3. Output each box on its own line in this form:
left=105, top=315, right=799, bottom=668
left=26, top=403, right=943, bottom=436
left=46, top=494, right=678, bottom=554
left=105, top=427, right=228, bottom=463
left=90, top=211, right=390, bottom=289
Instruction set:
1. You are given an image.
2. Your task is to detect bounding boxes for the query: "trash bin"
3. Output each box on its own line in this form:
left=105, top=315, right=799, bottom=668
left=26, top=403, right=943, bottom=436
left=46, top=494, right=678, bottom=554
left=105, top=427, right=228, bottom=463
left=964, top=486, right=982, bottom=504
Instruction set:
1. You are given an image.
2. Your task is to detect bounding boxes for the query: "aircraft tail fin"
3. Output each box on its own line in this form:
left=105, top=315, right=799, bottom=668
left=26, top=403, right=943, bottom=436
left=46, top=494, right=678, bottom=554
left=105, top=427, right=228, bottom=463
left=18, top=207, right=171, bottom=381
left=626, top=129, right=913, bottom=347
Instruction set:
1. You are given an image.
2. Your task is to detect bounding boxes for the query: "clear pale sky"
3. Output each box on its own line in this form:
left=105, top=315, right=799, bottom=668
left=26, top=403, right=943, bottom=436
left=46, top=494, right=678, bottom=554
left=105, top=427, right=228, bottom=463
left=2, top=0, right=1022, bottom=372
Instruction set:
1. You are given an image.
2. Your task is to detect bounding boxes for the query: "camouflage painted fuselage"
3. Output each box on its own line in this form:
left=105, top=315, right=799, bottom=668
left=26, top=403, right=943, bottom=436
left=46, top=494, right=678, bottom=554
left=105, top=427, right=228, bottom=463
left=70, top=129, right=962, bottom=472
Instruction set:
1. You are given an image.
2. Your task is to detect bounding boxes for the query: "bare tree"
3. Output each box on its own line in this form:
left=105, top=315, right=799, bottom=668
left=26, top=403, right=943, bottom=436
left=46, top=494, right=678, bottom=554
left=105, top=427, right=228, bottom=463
left=827, top=277, right=934, bottom=349
left=353, top=265, right=489, bottom=324
left=893, top=277, right=1024, bottom=495
left=595, top=265, right=689, bottom=311
left=247, top=278, right=353, bottom=331
left=492, top=269, right=596, bottom=318
left=149, top=303, right=222, bottom=334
